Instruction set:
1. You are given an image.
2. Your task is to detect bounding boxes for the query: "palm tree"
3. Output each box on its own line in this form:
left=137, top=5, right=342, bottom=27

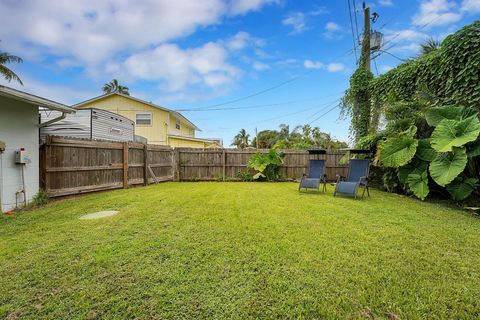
left=0, top=51, right=23, bottom=85
left=420, top=37, right=440, bottom=56
left=102, top=79, right=130, bottom=95
left=231, top=129, right=250, bottom=149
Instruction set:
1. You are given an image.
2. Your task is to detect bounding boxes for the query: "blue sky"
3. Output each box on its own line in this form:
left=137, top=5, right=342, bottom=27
left=1, top=0, right=479, bottom=145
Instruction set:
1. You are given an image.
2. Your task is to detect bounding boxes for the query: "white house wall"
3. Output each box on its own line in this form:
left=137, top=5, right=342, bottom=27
left=0, top=97, right=39, bottom=212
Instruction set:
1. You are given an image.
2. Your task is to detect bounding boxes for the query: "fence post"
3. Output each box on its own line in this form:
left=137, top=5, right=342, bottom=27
left=44, top=135, right=52, bottom=195
left=123, top=142, right=129, bottom=189
left=170, top=148, right=175, bottom=181
left=174, top=148, right=181, bottom=181
left=143, top=144, right=148, bottom=186
left=222, top=149, right=226, bottom=181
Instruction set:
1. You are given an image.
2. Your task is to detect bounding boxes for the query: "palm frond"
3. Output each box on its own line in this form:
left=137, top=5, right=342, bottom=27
left=0, top=52, right=23, bottom=64
left=420, top=37, right=440, bottom=56
left=0, top=64, right=23, bottom=85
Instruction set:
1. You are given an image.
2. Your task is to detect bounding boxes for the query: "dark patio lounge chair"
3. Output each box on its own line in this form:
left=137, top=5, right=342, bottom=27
left=299, top=159, right=327, bottom=193
left=333, top=159, right=370, bottom=199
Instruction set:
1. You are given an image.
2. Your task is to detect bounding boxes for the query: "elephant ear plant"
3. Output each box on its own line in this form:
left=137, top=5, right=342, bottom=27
left=377, top=105, right=480, bottom=201
left=247, top=149, right=285, bottom=181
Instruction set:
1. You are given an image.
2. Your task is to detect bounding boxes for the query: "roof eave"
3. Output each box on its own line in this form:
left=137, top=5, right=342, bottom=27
left=0, top=85, right=74, bottom=113
left=74, top=92, right=201, bottom=131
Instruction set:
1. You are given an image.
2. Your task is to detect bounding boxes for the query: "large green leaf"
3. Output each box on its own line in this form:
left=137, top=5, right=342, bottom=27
left=253, top=172, right=265, bottom=180
left=466, top=139, right=480, bottom=157
left=446, top=177, right=478, bottom=201
left=416, top=139, right=437, bottom=161
left=429, top=147, right=468, bottom=186
left=430, top=116, right=480, bottom=152
left=406, top=171, right=429, bottom=200
left=378, top=136, right=418, bottom=168
left=425, top=106, right=465, bottom=127
left=398, top=159, right=428, bottom=184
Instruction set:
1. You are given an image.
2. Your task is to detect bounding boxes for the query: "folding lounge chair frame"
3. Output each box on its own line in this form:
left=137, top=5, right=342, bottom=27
left=299, top=159, right=327, bottom=193
left=333, top=159, right=370, bottom=199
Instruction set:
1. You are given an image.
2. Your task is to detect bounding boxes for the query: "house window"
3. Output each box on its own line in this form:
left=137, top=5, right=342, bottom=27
left=136, top=113, right=151, bottom=125
left=175, top=119, right=181, bottom=130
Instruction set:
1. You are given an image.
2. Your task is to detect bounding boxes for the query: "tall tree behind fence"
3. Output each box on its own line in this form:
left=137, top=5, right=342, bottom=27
left=40, top=136, right=348, bottom=197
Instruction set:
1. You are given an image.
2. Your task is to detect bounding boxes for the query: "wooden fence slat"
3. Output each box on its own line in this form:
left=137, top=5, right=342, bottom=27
left=45, top=164, right=123, bottom=172
left=123, top=142, right=128, bottom=189
left=143, top=144, right=148, bottom=186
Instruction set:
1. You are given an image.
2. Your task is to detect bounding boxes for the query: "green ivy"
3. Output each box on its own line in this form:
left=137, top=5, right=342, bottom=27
left=341, top=67, right=374, bottom=142
left=370, top=21, right=480, bottom=112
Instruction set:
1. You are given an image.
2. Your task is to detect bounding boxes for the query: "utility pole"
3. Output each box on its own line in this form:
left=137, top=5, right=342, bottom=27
left=361, top=2, right=371, bottom=71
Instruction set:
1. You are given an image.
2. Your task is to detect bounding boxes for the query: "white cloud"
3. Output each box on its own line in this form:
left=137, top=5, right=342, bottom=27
left=326, top=63, right=345, bottom=72
left=384, top=29, right=428, bottom=42
left=325, top=22, right=341, bottom=32
left=0, top=0, right=277, bottom=67
left=253, top=61, right=270, bottom=70
left=254, top=48, right=271, bottom=59
left=412, top=0, right=462, bottom=28
left=380, top=65, right=394, bottom=73
left=461, top=0, right=480, bottom=12
left=226, top=31, right=251, bottom=50
left=277, top=58, right=298, bottom=67
left=0, top=1, right=229, bottom=66
left=282, top=12, right=307, bottom=35
left=0, top=76, right=95, bottom=105
left=228, top=0, right=279, bottom=15
left=0, top=1, right=281, bottom=99
left=390, top=43, right=422, bottom=53
left=309, top=7, right=329, bottom=16
left=304, top=59, right=324, bottom=69
left=108, top=42, right=238, bottom=92
left=303, top=60, right=345, bottom=73
left=378, top=0, right=394, bottom=6
left=323, top=21, right=343, bottom=39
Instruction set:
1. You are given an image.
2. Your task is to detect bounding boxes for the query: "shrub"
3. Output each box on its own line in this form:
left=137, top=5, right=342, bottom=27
left=376, top=106, right=480, bottom=201
left=236, top=171, right=254, bottom=182
left=247, top=149, right=284, bottom=181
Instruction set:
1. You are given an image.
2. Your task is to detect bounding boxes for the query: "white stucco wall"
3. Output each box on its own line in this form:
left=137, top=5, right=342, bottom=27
left=0, top=96, right=39, bottom=212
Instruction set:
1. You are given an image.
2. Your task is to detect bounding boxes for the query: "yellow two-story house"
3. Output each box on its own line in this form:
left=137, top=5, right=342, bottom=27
left=74, top=92, right=221, bottom=148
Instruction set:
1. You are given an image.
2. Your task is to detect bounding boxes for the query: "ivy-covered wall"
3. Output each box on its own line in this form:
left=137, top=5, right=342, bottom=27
left=366, top=21, right=480, bottom=204
left=370, top=21, right=480, bottom=111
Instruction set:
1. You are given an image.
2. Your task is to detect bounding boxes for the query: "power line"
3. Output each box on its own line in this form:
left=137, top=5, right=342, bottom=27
left=373, top=57, right=379, bottom=76
left=177, top=75, right=303, bottom=111
left=347, top=0, right=358, bottom=62
left=175, top=97, right=331, bottom=112
left=308, top=102, right=341, bottom=125
left=249, top=97, right=342, bottom=126
left=372, top=14, right=442, bottom=61
left=176, top=101, right=299, bottom=112
left=376, top=49, right=407, bottom=62
left=352, top=0, right=360, bottom=45
left=180, top=90, right=346, bottom=113
left=303, top=98, right=342, bottom=122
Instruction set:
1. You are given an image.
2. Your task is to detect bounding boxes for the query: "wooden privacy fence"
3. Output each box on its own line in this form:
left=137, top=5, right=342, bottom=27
left=41, top=136, right=173, bottom=197
left=177, top=149, right=348, bottom=181
left=40, top=136, right=348, bottom=197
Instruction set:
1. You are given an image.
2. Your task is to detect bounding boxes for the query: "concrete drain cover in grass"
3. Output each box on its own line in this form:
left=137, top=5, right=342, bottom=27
left=80, top=210, right=119, bottom=220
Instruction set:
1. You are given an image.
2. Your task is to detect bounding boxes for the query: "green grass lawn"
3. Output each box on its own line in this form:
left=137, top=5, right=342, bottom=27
left=1, top=183, right=480, bottom=319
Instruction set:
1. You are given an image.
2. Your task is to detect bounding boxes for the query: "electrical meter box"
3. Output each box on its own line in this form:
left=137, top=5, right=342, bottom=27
left=15, top=149, right=31, bottom=164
